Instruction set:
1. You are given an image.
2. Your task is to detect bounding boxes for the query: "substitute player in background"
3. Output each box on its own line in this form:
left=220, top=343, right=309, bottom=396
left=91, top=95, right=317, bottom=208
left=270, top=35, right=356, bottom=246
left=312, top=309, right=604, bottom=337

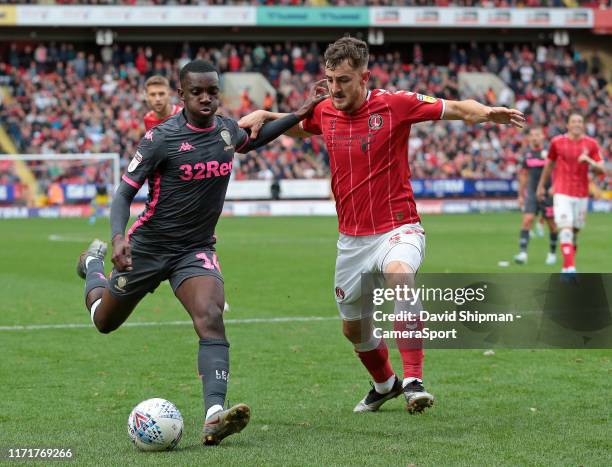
left=239, top=37, right=525, bottom=414
left=76, top=60, right=327, bottom=444
left=514, top=126, right=557, bottom=265
left=143, top=75, right=182, bottom=131
left=537, top=113, right=605, bottom=274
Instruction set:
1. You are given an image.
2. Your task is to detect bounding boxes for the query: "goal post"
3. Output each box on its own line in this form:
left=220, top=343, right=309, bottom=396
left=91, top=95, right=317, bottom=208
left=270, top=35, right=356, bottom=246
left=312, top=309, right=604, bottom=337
left=0, top=153, right=120, bottom=208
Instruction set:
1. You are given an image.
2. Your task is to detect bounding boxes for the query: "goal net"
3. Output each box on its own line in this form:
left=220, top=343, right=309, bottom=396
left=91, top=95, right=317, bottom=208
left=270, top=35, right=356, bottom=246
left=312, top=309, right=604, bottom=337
left=0, top=153, right=120, bottom=215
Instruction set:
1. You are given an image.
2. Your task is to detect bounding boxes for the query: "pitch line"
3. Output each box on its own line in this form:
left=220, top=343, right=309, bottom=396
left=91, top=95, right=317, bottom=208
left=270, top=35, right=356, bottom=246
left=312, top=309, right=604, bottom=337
left=0, top=316, right=337, bottom=332
left=48, top=234, right=94, bottom=242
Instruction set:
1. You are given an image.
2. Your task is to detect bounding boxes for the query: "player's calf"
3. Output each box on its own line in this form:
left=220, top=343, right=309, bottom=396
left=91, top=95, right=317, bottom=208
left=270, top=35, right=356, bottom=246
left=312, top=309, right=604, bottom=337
left=90, top=291, right=141, bottom=334
left=76, top=238, right=108, bottom=310
left=559, top=228, right=576, bottom=273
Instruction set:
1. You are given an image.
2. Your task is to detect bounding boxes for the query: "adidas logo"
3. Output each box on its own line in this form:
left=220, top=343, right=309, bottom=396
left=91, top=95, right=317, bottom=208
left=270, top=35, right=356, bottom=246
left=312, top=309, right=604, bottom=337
left=179, top=142, right=195, bottom=152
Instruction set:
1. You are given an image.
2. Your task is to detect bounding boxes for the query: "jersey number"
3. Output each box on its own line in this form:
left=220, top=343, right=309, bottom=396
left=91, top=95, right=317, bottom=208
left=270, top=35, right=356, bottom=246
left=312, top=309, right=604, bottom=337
left=180, top=163, right=207, bottom=181
left=179, top=161, right=232, bottom=181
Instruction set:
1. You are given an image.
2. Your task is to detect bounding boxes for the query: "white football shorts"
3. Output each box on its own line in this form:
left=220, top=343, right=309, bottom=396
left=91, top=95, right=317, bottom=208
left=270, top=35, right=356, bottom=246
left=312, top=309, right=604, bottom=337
left=553, top=194, right=588, bottom=229
left=334, top=223, right=425, bottom=321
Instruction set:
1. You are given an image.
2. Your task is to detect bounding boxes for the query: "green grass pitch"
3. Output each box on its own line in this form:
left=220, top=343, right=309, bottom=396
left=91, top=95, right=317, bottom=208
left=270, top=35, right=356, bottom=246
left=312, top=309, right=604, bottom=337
left=1, top=213, right=610, bottom=466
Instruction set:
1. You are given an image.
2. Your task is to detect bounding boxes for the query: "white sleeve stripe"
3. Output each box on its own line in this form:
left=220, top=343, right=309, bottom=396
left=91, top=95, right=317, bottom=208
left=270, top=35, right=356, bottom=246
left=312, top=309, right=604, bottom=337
left=440, top=99, right=446, bottom=120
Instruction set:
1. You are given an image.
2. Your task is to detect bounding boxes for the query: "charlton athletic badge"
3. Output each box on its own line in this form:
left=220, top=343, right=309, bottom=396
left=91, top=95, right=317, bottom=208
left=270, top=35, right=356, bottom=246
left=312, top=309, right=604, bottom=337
left=368, top=114, right=383, bottom=131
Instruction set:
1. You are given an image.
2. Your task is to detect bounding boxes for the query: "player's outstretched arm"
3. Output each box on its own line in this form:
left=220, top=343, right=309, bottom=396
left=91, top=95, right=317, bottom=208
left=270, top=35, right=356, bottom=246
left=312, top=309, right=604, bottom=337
left=109, top=182, right=138, bottom=272
left=237, top=113, right=306, bottom=153
left=239, top=110, right=311, bottom=139
left=238, top=80, right=327, bottom=140
left=536, top=160, right=555, bottom=202
left=443, top=99, right=525, bottom=128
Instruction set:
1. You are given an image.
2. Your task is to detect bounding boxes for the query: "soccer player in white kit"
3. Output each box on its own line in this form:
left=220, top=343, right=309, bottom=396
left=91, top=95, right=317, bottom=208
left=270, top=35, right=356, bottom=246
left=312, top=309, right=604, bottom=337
left=239, top=37, right=525, bottom=413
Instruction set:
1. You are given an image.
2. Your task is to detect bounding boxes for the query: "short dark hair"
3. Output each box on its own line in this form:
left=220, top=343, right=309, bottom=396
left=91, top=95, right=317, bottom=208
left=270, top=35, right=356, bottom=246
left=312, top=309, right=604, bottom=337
left=324, top=37, right=369, bottom=71
left=568, top=112, right=583, bottom=122
left=145, top=75, right=170, bottom=89
left=179, top=60, right=218, bottom=84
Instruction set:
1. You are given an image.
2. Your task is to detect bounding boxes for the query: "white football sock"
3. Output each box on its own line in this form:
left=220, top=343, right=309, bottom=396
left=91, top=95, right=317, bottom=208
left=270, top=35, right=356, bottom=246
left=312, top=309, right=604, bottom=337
left=374, top=374, right=396, bottom=394
left=90, top=298, right=102, bottom=324
left=206, top=404, right=223, bottom=420
left=85, top=256, right=103, bottom=269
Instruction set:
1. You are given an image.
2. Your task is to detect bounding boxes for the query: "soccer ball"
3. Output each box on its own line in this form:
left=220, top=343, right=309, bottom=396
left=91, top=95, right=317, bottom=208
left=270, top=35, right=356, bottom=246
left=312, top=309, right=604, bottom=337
left=127, top=398, right=183, bottom=451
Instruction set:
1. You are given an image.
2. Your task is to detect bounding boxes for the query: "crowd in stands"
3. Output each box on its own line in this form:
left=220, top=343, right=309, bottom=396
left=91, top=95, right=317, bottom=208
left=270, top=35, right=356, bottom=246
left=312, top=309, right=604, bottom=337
left=2, top=1, right=610, bottom=7
left=0, top=40, right=609, bottom=188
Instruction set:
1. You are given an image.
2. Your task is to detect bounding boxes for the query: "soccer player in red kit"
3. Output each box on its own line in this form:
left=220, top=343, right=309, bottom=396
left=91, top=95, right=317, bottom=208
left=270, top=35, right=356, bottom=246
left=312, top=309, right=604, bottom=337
left=536, top=113, right=605, bottom=274
left=143, top=75, right=182, bottom=131
left=239, top=37, right=525, bottom=413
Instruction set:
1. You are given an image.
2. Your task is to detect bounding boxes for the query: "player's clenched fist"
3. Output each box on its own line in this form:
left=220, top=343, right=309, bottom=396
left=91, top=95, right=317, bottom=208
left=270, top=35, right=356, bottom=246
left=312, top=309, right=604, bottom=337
left=111, top=235, right=133, bottom=272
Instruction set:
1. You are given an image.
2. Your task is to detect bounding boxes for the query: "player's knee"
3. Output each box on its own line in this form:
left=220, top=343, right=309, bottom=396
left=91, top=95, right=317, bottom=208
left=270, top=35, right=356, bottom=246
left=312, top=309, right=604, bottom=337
left=93, top=316, right=118, bottom=334
left=560, top=228, right=573, bottom=244
left=522, top=215, right=534, bottom=229
left=192, top=300, right=224, bottom=336
left=342, top=320, right=369, bottom=344
left=342, top=323, right=357, bottom=342
left=384, top=261, right=415, bottom=288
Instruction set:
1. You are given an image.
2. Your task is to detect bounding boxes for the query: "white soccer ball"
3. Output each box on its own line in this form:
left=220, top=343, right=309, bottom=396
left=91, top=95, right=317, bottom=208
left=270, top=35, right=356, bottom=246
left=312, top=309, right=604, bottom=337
left=127, top=398, right=183, bottom=451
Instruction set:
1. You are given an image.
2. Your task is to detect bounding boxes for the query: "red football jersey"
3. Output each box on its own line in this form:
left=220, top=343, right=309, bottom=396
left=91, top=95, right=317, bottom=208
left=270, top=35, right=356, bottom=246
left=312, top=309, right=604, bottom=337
left=143, top=104, right=182, bottom=131
left=302, top=89, right=445, bottom=236
left=547, top=134, right=602, bottom=198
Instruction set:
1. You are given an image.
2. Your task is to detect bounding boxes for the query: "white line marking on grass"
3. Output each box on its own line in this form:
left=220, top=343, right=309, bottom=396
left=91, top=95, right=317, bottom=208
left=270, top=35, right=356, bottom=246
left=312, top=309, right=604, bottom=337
left=48, top=234, right=93, bottom=243
left=0, top=316, right=337, bottom=332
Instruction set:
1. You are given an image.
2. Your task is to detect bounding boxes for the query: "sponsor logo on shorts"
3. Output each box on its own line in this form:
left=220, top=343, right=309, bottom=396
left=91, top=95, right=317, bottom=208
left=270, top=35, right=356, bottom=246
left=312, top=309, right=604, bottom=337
left=335, top=287, right=345, bottom=300
left=368, top=113, right=384, bottom=130
left=389, top=233, right=401, bottom=245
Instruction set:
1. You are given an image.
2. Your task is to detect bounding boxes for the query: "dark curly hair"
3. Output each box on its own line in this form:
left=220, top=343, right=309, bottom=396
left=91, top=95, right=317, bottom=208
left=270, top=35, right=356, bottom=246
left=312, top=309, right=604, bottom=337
left=324, top=36, right=369, bottom=71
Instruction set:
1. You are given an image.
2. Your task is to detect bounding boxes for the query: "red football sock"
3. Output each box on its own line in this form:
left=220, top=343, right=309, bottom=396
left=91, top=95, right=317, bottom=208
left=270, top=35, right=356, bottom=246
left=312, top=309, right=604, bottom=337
left=393, top=319, right=424, bottom=380
left=561, top=242, right=575, bottom=269
left=355, top=339, right=394, bottom=383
